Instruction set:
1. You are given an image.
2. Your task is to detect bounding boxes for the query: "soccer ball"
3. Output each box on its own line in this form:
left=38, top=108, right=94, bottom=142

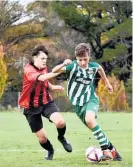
left=85, top=146, right=103, bottom=163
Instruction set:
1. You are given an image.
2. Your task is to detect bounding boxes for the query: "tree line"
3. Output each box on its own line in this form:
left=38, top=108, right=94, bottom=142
left=0, top=0, right=132, bottom=111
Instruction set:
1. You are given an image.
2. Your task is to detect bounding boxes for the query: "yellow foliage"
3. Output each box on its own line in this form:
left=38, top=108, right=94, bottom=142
left=76, top=7, right=88, bottom=15
left=0, top=44, right=7, bottom=99
left=6, top=37, right=56, bottom=63
left=97, top=75, right=129, bottom=111
left=100, top=32, right=109, bottom=44
left=3, top=23, right=43, bottom=42
left=8, top=37, right=55, bottom=52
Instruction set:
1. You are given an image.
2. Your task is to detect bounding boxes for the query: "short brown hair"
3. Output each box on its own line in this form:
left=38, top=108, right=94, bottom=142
left=75, top=43, right=92, bottom=57
left=32, top=45, right=49, bottom=56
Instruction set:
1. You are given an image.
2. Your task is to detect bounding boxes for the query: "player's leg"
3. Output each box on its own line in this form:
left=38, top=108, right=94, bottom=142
left=84, top=100, right=122, bottom=161
left=85, top=111, right=112, bottom=160
left=24, top=112, right=54, bottom=160
left=35, top=128, right=54, bottom=160
left=50, top=112, right=72, bottom=152
left=43, top=102, right=72, bottom=152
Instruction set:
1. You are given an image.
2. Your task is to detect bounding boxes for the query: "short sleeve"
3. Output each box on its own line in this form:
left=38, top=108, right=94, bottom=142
left=89, top=62, right=100, bottom=69
left=93, top=62, right=100, bottom=68
left=24, top=65, right=42, bottom=81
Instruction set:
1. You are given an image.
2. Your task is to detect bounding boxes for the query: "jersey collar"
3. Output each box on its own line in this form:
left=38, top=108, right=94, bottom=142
left=30, top=62, right=46, bottom=71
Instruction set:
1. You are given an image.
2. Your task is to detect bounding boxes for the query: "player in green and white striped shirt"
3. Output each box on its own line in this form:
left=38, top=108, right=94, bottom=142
left=52, top=43, right=122, bottom=161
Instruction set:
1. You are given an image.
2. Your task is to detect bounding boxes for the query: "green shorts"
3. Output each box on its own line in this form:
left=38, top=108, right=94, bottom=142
left=74, top=98, right=99, bottom=125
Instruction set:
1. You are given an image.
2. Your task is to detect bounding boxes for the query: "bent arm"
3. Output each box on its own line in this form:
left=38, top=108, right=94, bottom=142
left=48, top=82, right=57, bottom=90
left=48, top=82, right=64, bottom=91
left=98, top=66, right=113, bottom=93
left=37, top=72, right=61, bottom=82
left=98, top=66, right=109, bottom=84
left=98, top=65, right=113, bottom=92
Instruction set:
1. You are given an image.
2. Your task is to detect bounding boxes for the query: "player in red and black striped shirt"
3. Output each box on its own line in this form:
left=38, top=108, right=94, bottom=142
left=19, top=45, right=72, bottom=160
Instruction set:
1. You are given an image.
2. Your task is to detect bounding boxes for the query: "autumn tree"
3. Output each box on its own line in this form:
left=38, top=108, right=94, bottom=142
left=0, top=0, right=24, bottom=39
left=52, top=1, right=132, bottom=83
left=0, top=0, right=25, bottom=93
left=0, top=42, right=7, bottom=99
left=27, top=1, right=88, bottom=56
left=97, top=75, right=129, bottom=111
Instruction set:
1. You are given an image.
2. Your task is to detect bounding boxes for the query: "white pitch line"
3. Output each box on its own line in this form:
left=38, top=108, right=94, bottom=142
left=0, top=149, right=83, bottom=152
left=0, top=149, right=131, bottom=152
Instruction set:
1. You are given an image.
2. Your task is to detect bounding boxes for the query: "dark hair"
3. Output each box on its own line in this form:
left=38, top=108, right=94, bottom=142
left=32, top=45, right=49, bottom=56
left=75, top=43, right=92, bottom=57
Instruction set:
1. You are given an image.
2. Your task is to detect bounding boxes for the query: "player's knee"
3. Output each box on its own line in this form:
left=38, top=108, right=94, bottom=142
left=56, top=120, right=65, bottom=128
left=86, top=120, right=95, bottom=129
left=38, top=136, right=47, bottom=143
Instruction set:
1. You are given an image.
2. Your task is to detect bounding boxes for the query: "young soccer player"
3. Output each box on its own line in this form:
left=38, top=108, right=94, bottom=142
left=19, top=45, right=72, bottom=160
left=52, top=43, right=122, bottom=161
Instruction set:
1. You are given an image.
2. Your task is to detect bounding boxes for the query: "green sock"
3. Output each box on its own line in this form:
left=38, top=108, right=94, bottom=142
left=92, top=125, right=109, bottom=150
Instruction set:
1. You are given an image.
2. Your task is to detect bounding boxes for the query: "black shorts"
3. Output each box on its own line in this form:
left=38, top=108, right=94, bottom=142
left=24, top=101, right=60, bottom=133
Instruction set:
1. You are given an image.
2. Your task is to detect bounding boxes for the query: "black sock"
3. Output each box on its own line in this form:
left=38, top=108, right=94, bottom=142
left=107, top=142, right=114, bottom=150
left=101, top=142, right=113, bottom=150
left=39, top=139, right=54, bottom=151
left=57, top=125, right=66, bottom=139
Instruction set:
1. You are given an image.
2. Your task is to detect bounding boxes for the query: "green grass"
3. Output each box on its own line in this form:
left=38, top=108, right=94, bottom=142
left=0, top=112, right=132, bottom=167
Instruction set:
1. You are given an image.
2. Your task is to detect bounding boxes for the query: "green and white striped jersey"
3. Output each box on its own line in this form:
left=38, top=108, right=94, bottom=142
left=66, top=60, right=100, bottom=106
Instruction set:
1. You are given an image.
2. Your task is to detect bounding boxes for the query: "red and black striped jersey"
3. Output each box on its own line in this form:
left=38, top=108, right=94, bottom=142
left=19, top=63, right=53, bottom=109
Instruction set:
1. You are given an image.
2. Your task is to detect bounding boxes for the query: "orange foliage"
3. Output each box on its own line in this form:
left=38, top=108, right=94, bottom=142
left=97, top=75, right=129, bottom=111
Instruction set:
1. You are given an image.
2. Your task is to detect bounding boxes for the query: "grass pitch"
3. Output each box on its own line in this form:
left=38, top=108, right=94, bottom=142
left=0, top=111, right=132, bottom=167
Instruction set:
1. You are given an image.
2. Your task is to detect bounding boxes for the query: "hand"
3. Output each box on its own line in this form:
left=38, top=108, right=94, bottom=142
left=106, top=83, right=113, bottom=93
left=63, top=59, right=72, bottom=66
left=55, top=85, right=65, bottom=91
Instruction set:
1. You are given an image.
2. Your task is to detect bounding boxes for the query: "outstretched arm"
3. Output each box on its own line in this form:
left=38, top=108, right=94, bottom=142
left=98, top=65, right=113, bottom=93
left=38, top=59, right=72, bottom=82
left=52, top=63, right=66, bottom=73
left=52, top=59, right=72, bottom=73
left=37, top=72, right=61, bottom=82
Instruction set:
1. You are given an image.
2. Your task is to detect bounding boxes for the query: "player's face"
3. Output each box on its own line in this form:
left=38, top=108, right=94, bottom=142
left=33, top=51, right=48, bottom=69
left=76, top=52, right=90, bottom=69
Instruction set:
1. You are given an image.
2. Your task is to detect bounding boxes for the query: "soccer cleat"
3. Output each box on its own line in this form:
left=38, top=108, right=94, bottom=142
left=58, top=136, right=72, bottom=152
left=45, top=150, right=54, bottom=160
left=100, top=150, right=112, bottom=161
left=111, top=149, right=122, bottom=161
left=100, top=154, right=112, bottom=161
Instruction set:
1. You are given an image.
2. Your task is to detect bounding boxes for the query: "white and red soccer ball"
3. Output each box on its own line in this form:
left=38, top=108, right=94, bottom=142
left=85, top=146, right=103, bottom=163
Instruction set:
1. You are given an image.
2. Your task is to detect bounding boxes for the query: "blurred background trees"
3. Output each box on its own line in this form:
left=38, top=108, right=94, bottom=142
left=97, top=75, right=130, bottom=111
left=0, top=43, right=7, bottom=99
left=0, top=0, right=132, bottom=111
